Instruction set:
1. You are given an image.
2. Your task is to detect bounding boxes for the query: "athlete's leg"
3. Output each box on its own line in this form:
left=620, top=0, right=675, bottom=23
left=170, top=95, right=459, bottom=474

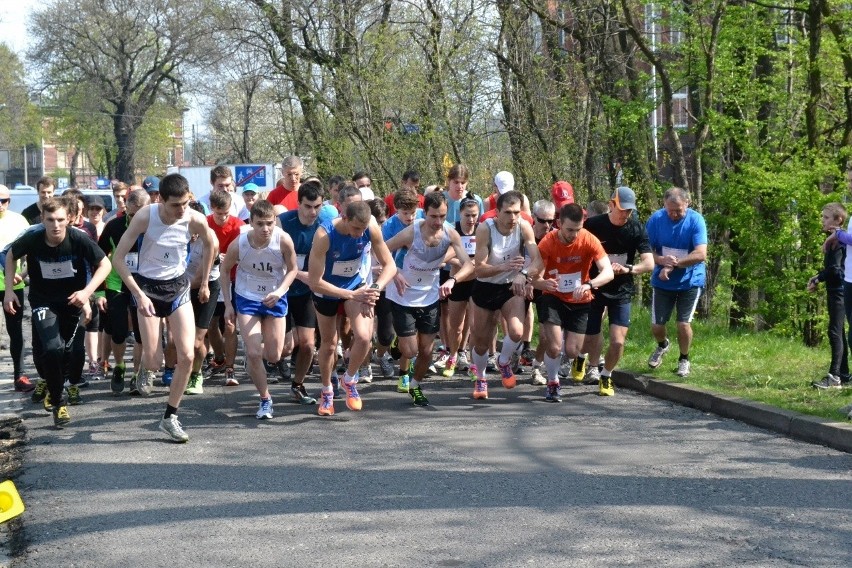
left=163, top=303, right=196, bottom=408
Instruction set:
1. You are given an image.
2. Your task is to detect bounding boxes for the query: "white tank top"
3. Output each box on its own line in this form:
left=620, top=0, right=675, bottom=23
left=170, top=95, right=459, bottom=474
left=386, top=220, right=453, bottom=307
left=138, top=204, right=191, bottom=280
left=235, top=227, right=286, bottom=301
left=185, top=238, right=220, bottom=283
left=477, top=218, right=523, bottom=285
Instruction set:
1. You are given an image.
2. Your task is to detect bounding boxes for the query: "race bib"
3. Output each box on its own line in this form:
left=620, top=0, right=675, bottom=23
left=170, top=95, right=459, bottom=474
left=145, top=247, right=176, bottom=267
left=461, top=235, right=476, bottom=256
left=124, top=252, right=139, bottom=273
left=408, top=269, right=439, bottom=289
left=556, top=271, right=581, bottom=294
left=39, top=259, right=76, bottom=280
left=661, top=246, right=689, bottom=260
left=331, top=258, right=361, bottom=277
left=296, top=254, right=306, bottom=271
left=245, top=275, right=274, bottom=296
left=608, top=253, right=628, bottom=266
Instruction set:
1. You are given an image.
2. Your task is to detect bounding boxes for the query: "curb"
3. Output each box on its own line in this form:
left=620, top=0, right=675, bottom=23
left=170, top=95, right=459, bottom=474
left=612, top=370, right=852, bottom=454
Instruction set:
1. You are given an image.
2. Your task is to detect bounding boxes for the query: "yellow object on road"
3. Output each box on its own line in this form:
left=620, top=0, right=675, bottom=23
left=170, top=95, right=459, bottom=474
left=0, top=479, right=25, bottom=523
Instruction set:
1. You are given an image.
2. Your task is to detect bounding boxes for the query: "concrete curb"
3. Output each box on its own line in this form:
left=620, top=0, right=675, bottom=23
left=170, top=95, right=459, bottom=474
left=612, top=370, right=852, bottom=454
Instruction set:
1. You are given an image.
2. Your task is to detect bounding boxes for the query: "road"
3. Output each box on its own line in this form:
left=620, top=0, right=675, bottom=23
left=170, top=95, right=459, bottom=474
left=5, top=367, right=851, bottom=568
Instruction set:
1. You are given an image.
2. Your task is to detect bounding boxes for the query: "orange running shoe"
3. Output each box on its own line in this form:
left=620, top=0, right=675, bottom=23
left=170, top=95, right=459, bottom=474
left=498, top=360, right=516, bottom=389
left=343, top=379, right=362, bottom=411
left=318, top=390, right=335, bottom=416
left=472, top=379, right=488, bottom=399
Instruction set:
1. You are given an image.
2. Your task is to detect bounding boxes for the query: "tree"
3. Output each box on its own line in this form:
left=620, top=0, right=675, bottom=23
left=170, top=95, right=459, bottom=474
left=0, top=45, right=41, bottom=151
left=28, top=0, right=216, bottom=182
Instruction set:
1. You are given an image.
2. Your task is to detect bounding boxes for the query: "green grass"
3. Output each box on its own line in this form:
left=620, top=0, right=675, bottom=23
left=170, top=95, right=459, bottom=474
left=613, top=306, right=852, bottom=421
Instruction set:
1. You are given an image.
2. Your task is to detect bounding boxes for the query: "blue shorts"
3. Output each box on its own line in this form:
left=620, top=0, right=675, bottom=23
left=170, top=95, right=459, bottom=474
left=235, top=293, right=288, bottom=319
left=585, top=296, right=632, bottom=335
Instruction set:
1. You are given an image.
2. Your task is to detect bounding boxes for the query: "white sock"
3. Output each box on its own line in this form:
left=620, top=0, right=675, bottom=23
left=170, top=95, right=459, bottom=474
left=601, top=368, right=612, bottom=377
left=472, top=349, right=488, bottom=378
left=544, top=354, right=562, bottom=382
left=498, top=337, right=520, bottom=366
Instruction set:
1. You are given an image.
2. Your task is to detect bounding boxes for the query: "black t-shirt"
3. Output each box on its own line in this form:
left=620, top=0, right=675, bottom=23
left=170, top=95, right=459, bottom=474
left=99, top=214, right=139, bottom=292
left=21, top=203, right=42, bottom=225
left=584, top=213, right=652, bottom=300
left=11, top=226, right=106, bottom=306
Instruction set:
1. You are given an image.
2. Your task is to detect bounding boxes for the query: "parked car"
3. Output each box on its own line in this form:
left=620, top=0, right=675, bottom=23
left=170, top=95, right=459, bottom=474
left=6, top=185, right=39, bottom=215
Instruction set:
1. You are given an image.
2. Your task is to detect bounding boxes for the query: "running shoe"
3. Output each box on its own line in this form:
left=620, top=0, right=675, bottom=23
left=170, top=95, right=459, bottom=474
left=648, top=339, right=670, bottom=369
left=43, top=392, right=54, bottom=413
left=343, top=379, right=362, bottom=411
left=159, top=415, right=189, bottom=443
left=128, top=378, right=140, bottom=396
left=442, top=355, right=457, bottom=378
left=224, top=368, right=238, bottom=386
left=331, top=374, right=343, bottom=399
left=467, top=363, right=478, bottom=382
left=545, top=381, right=562, bottom=403
left=570, top=356, right=586, bottom=383
left=359, top=364, right=373, bottom=383
left=434, top=349, right=450, bottom=369
left=498, top=360, right=517, bottom=389
left=161, top=366, right=175, bottom=387
left=66, top=385, right=82, bottom=405
left=136, top=370, right=155, bottom=396
left=276, top=360, right=291, bottom=384
left=812, top=374, right=842, bottom=389
left=84, top=360, right=99, bottom=378
left=53, top=405, right=71, bottom=428
left=519, top=348, right=536, bottom=367
left=185, top=372, right=204, bottom=395
left=583, top=367, right=601, bottom=385
left=598, top=376, right=615, bottom=396
left=111, top=366, right=126, bottom=396
left=378, top=354, right=395, bottom=378
left=559, top=357, right=571, bottom=379
left=256, top=398, right=274, bottom=420
left=31, top=378, right=47, bottom=403
left=397, top=374, right=410, bottom=393
left=205, top=358, right=227, bottom=377
left=530, top=367, right=547, bottom=386
left=290, top=383, right=317, bottom=405
left=456, top=351, right=470, bottom=372
left=472, top=379, right=488, bottom=399
left=675, top=359, right=691, bottom=377
left=14, top=375, right=35, bottom=393
left=486, top=354, right=497, bottom=373
left=317, top=390, right=335, bottom=416
left=410, top=385, right=429, bottom=407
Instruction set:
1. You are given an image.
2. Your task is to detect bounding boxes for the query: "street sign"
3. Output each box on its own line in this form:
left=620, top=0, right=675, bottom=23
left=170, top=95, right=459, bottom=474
left=235, top=165, right=266, bottom=187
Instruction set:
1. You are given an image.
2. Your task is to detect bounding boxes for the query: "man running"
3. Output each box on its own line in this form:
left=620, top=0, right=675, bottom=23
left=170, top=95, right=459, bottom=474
left=112, top=174, right=215, bottom=443
left=385, top=192, right=474, bottom=406
left=308, top=201, right=396, bottom=416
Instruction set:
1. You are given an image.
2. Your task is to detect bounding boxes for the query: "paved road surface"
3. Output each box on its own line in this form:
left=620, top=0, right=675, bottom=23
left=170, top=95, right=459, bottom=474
left=5, top=368, right=851, bottom=567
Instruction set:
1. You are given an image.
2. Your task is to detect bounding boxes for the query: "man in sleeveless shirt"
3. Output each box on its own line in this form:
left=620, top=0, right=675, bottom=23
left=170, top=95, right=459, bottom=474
left=113, top=174, right=216, bottom=443
left=469, top=190, right=542, bottom=400
left=384, top=192, right=475, bottom=406
left=308, top=201, right=397, bottom=416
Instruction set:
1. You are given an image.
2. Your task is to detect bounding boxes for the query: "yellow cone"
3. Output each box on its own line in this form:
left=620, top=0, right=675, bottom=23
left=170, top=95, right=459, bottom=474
left=0, top=480, right=25, bottom=523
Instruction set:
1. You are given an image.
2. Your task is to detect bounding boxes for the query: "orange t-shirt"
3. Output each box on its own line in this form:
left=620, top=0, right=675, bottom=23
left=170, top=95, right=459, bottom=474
left=536, top=228, right=606, bottom=304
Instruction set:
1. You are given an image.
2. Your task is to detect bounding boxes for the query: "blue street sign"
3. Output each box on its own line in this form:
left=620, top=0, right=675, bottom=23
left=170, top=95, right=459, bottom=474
left=235, top=166, right=266, bottom=187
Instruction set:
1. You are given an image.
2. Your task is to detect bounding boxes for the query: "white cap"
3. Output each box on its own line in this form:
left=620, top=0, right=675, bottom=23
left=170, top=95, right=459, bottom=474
left=359, top=186, right=376, bottom=201
left=494, top=171, right=514, bottom=194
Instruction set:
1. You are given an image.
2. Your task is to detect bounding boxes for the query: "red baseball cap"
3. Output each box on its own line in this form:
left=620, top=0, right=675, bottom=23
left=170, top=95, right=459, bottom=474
left=551, top=181, right=574, bottom=208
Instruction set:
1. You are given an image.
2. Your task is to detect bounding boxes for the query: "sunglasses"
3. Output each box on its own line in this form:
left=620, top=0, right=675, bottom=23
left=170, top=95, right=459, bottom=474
left=536, top=217, right=555, bottom=225
left=0, top=198, right=9, bottom=204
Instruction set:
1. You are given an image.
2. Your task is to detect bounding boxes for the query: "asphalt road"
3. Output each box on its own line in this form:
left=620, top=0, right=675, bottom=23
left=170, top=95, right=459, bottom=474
left=6, top=367, right=852, bottom=568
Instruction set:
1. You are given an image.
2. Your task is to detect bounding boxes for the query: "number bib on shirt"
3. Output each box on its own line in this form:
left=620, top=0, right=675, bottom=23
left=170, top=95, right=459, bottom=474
left=461, top=235, right=476, bottom=256
left=245, top=275, right=273, bottom=296
left=39, top=259, right=76, bottom=279
left=661, top=246, right=688, bottom=261
left=331, top=258, right=360, bottom=277
left=124, top=252, right=139, bottom=273
left=556, top=272, right=581, bottom=294
left=409, top=268, right=439, bottom=289
left=608, top=253, right=627, bottom=266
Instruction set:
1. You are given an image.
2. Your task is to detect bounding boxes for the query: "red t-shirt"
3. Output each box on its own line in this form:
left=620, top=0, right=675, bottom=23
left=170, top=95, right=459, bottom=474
left=281, top=191, right=299, bottom=211
left=267, top=186, right=294, bottom=206
left=207, top=214, right=244, bottom=279
left=479, top=208, right=534, bottom=226
left=384, top=193, right=424, bottom=217
left=536, top=228, right=606, bottom=304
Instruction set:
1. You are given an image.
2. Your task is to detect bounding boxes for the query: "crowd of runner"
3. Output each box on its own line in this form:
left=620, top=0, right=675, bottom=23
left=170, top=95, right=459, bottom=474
left=0, top=158, right=708, bottom=442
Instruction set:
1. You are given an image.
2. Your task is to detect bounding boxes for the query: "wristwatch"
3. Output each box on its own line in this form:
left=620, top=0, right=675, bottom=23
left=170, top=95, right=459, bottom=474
left=626, top=264, right=634, bottom=274
left=520, top=269, right=530, bottom=281
left=370, top=283, right=380, bottom=290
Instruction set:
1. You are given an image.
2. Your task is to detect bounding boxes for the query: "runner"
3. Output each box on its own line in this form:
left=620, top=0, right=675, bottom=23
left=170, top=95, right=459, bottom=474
left=221, top=199, right=298, bottom=419
left=308, top=200, right=397, bottom=416
left=4, top=198, right=111, bottom=427
left=645, top=187, right=708, bottom=377
left=529, top=203, right=614, bottom=402
left=384, top=192, right=474, bottom=406
left=469, top=190, right=542, bottom=399
left=581, top=187, right=653, bottom=396
left=112, top=173, right=215, bottom=443
left=21, top=176, right=55, bottom=225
